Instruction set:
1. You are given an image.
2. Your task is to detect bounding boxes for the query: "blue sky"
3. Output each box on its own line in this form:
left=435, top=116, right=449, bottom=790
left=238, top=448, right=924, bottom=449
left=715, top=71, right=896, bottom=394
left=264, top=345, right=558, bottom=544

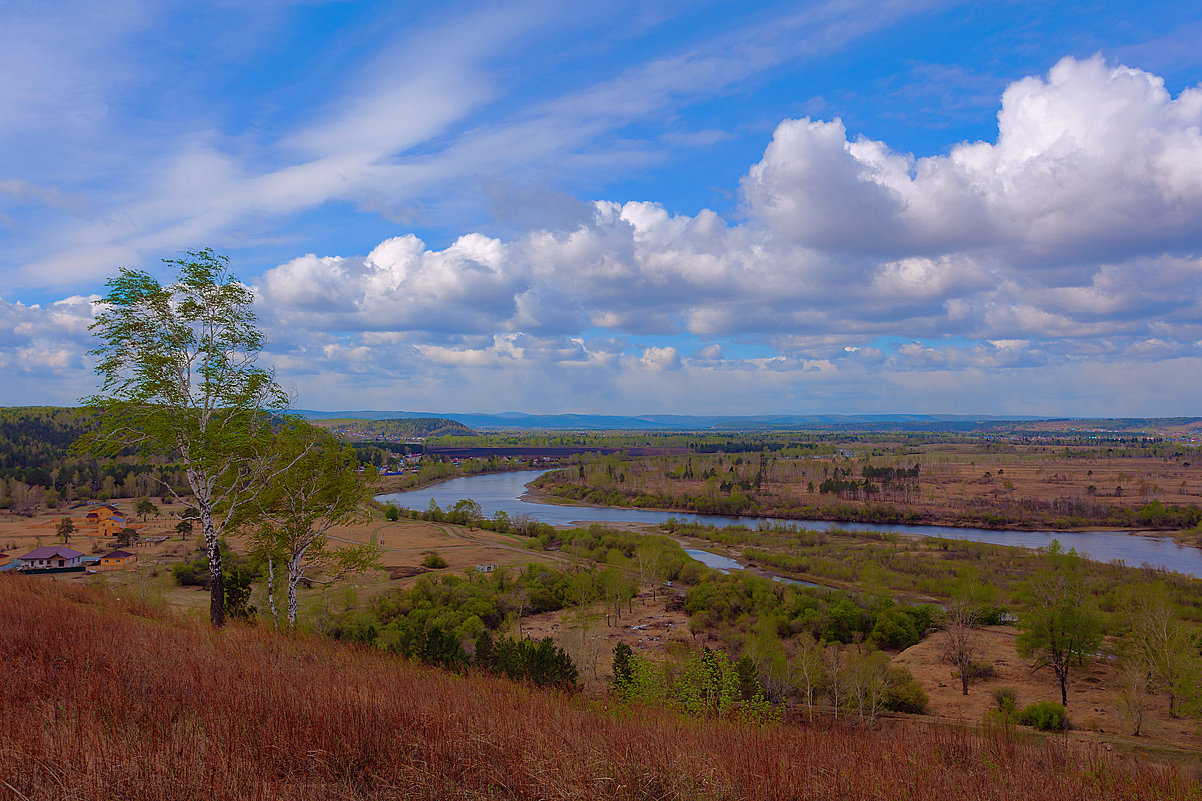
left=3, top=0, right=1202, bottom=415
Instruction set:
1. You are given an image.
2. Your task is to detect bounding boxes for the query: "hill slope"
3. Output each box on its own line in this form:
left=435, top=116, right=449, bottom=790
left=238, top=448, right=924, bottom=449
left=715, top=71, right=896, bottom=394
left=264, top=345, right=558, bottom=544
left=0, top=578, right=1193, bottom=800
left=310, top=416, right=476, bottom=439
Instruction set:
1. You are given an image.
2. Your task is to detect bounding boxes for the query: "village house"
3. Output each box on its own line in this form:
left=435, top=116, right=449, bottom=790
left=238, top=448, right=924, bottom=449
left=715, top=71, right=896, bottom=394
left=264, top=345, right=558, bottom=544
left=17, top=546, right=85, bottom=570
left=85, top=504, right=122, bottom=532
left=98, top=515, right=131, bottom=539
left=99, top=549, right=137, bottom=569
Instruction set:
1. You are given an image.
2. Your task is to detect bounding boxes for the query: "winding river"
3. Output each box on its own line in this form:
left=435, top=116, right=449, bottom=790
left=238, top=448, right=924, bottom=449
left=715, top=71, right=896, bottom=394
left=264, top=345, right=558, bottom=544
left=377, top=469, right=1202, bottom=579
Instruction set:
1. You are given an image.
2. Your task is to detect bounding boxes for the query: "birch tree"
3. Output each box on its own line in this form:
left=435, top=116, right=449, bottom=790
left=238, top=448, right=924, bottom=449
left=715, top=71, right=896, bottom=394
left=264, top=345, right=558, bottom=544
left=1119, top=583, right=1201, bottom=718
left=251, top=420, right=381, bottom=629
left=79, top=249, right=288, bottom=627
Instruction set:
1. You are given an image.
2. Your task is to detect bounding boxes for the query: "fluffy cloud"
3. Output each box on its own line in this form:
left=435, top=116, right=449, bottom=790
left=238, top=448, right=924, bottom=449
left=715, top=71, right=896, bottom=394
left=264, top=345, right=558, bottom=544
left=12, top=56, right=1202, bottom=413
left=0, top=295, right=98, bottom=403
left=246, top=57, right=1202, bottom=412
left=742, top=55, right=1202, bottom=266
left=261, top=233, right=520, bottom=334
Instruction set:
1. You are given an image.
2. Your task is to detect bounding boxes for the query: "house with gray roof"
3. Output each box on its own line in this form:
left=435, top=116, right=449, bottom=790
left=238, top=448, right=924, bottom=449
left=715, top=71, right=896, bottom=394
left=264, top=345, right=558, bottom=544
left=17, top=546, right=85, bottom=570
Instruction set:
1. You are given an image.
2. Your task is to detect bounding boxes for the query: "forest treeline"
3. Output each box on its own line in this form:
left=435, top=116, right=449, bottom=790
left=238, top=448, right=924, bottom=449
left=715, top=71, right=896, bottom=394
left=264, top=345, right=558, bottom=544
left=0, top=407, right=190, bottom=512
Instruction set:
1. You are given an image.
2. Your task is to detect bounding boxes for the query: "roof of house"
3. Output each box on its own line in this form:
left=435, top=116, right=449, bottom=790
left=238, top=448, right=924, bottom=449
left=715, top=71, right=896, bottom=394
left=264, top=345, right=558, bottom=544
left=20, top=546, right=84, bottom=560
left=102, top=550, right=134, bottom=559
left=102, top=515, right=128, bottom=524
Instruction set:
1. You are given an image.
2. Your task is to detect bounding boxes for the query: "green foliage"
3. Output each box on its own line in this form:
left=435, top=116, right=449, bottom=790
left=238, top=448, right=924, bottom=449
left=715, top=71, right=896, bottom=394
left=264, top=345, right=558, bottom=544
left=480, top=636, right=578, bottom=690
left=675, top=649, right=741, bottom=717
left=135, top=498, right=159, bottom=521
left=384, top=624, right=468, bottom=671
left=249, top=419, right=381, bottom=629
left=884, top=666, right=929, bottom=714
left=421, top=551, right=448, bottom=569
left=611, top=643, right=634, bottom=690
left=683, top=569, right=933, bottom=654
left=613, top=646, right=778, bottom=722
left=1017, top=701, right=1069, bottom=731
left=383, top=504, right=400, bottom=521
left=329, top=562, right=622, bottom=651
left=223, top=565, right=257, bottom=622
left=79, top=249, right=290, bottom=628
left=1016, top=550, right=1103, bottom=706
left=870, top=607, right=920, bottom=650
left=992, top=687, right=1019, bottom=716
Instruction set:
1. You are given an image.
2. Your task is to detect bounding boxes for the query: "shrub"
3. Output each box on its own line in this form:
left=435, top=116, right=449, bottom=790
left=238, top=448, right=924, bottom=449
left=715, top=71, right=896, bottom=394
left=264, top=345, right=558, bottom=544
left=884, top=666, right=929, bottom=714
left=992, top=687, right=1018, bottom=716
left=384, top=504, right=400, bottom=521
left=171, top=558, right=207, bottom=587
left=421, top=550, right=448, bottom=569
left=966, top=661, right=997, bottom=680
left=1017, top=701, right=1068, bottom=731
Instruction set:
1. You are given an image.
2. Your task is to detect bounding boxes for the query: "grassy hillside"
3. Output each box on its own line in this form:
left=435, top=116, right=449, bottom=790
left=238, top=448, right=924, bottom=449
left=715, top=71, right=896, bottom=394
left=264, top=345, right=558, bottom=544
left=1, top=577, right=1197, bottom=800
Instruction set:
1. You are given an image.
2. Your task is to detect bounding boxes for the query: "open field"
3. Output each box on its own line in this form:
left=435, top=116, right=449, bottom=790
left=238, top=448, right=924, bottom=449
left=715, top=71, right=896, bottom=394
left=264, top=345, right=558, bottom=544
left=537, top=436, right=1202, bottom=532
left=0, top=500, right=567, bottom=619
left=2, top=576, right=1198, bottom=801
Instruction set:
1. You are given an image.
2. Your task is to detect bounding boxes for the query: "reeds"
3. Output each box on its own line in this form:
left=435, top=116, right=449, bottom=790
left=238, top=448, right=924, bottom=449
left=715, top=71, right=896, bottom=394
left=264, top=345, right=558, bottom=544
left=0, top=577, right=1195, bottom=800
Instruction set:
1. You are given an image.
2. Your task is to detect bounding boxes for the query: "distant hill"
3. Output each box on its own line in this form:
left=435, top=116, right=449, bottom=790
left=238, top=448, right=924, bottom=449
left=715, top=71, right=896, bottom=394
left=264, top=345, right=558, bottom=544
left=310, top=416, right=476, bottom=439
left=295, top=409, right=1049, bottom=432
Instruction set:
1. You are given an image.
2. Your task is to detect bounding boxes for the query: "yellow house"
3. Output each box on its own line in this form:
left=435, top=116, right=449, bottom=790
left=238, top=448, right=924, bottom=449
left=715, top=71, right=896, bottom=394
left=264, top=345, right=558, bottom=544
left=85, top=505, right=122, bottom=532
left=99, top=549, right=137, bottom=569
left=98, top=515, right=130, bottom=538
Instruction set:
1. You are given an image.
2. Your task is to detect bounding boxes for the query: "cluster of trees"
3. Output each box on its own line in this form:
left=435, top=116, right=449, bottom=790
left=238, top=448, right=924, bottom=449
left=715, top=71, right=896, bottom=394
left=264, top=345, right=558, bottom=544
left=682, top=570, right=939, bottom=652
left=326, top=567, right=587, bottom=686
left=388, top=498, right=560, bottom=539
left=611, top=637, right=927, bottom=724
left=610, top=643, right=776, bottom=720
left=329, top=564, right=623, bottom=646
left=539, top=479, right=762, bottom=516
left=816, top=464, right=921, bottom=503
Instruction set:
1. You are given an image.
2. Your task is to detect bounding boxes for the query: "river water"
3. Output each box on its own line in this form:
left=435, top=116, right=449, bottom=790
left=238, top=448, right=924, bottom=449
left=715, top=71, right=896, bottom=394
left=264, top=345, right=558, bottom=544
left=376, top=469, right=1202, bottom=579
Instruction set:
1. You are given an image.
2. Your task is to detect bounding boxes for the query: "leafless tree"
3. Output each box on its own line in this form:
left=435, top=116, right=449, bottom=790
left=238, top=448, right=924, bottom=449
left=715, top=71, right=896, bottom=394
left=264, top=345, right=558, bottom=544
left=941, top=600, right=979, bottom=696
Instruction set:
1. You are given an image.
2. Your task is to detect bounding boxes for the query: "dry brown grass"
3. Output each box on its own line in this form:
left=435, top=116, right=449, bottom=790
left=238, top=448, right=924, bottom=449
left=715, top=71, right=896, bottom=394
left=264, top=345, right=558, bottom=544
left=1, top=576, right=1198, bottom=800
left=894, top=625, right=1202, bottom=749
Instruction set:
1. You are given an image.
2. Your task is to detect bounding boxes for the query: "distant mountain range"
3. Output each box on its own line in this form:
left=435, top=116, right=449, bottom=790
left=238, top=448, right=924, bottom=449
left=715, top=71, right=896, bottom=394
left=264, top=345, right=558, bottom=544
left=293, top=410, right=1050, bottom=432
